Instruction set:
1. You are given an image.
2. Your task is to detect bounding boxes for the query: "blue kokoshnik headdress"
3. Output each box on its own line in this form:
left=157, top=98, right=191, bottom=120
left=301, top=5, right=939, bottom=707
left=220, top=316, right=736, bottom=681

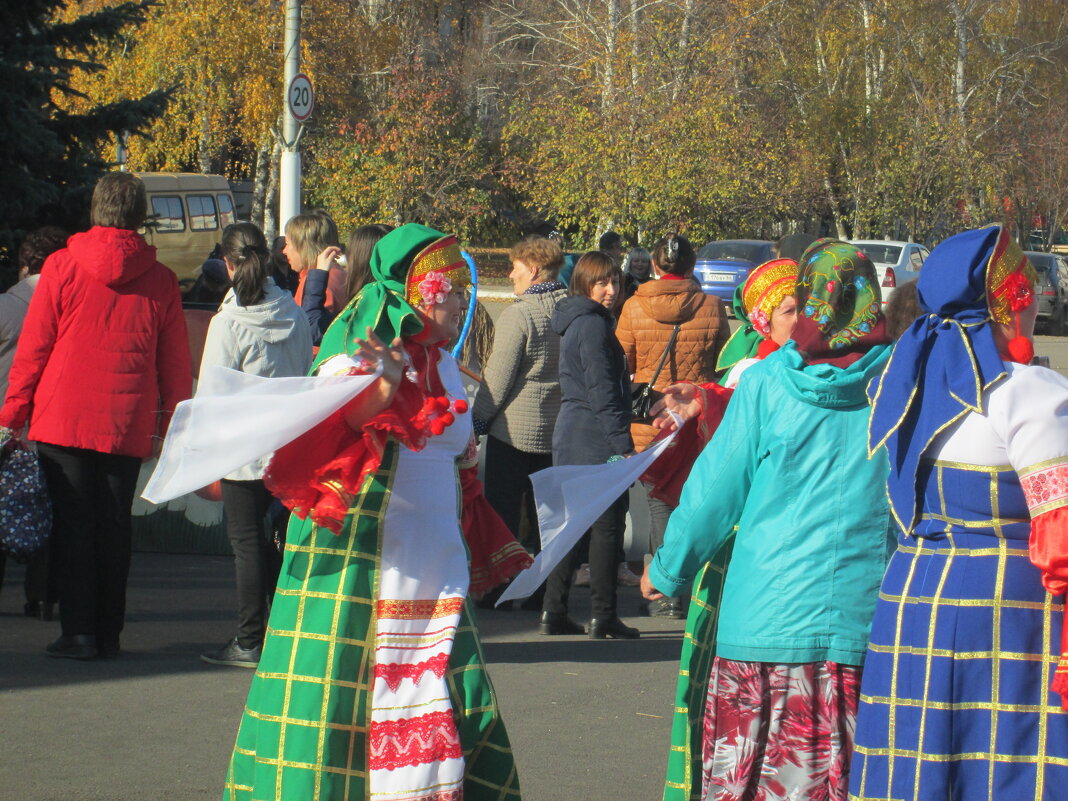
left=868, top=225, right=1037, bottom=535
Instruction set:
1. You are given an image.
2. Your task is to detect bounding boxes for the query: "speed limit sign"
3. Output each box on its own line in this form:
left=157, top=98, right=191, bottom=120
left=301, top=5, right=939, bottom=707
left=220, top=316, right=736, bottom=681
left=288, top=73, right=315, bottom=122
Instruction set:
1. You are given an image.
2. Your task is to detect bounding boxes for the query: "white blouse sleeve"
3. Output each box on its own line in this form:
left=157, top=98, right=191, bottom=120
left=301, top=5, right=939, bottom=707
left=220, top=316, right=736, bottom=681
left=988, top=364, right=1068, bottom=516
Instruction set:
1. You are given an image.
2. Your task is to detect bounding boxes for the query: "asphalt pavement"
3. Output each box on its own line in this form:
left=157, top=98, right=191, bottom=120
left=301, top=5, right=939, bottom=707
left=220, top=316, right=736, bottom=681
left=0, top=553, right=684, bottom=801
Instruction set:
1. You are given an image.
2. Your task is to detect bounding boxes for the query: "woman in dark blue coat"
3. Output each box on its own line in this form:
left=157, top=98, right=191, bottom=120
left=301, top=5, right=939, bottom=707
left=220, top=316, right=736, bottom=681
left=540, top=251, right=638, bottom=639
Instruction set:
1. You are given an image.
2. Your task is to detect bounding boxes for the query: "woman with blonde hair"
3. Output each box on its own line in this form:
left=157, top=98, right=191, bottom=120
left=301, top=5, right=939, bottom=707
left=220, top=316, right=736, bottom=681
left=282, top=211, right=345, bottom=343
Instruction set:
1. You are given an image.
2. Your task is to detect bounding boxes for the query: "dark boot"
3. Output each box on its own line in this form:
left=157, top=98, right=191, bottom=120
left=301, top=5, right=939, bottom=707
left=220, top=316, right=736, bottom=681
left=538, top=611, right=585, bottom=636
left=588, top=617, right=640, bottom=640
left=46, top=634, right=98, bottom=660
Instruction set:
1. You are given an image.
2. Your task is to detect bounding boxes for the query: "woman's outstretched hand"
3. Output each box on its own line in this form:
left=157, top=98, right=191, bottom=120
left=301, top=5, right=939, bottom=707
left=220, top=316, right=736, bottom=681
left=650, top=382, right=701, bottom=431
left=343, top=328, right=406, bottom=431
left=352, top=327, right=405, bottom=387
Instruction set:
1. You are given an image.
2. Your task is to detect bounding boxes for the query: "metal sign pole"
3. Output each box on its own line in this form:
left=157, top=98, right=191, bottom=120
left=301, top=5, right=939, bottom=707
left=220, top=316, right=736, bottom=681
left=279, top=0, right=301, bottom=234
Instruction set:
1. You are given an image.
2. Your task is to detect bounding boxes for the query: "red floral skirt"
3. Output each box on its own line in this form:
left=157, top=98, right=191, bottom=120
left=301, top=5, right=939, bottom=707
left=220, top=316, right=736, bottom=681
left=702, top=657, right=861, bottom=801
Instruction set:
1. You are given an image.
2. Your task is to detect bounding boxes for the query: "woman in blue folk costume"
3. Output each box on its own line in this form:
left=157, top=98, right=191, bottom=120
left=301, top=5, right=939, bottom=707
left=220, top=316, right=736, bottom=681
left=852, top=226, right=1068, bottom=800
left=222, top=224, right=529, bottom=801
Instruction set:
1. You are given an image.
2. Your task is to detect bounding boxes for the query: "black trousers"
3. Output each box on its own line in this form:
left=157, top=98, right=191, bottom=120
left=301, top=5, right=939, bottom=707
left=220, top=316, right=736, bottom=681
left=482, top=435, right=553, bottom=550
left=644, top=482, right=674, bottom=554
left=36, top=443, right=141, bottom=644
left=221, top=479, right=282, bottom=650
left=542, top=492, right=628, bottom=620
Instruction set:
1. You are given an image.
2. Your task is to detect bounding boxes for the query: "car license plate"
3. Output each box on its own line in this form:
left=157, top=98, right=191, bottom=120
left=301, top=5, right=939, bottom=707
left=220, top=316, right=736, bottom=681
left=703, top=272, right=735, bottom=283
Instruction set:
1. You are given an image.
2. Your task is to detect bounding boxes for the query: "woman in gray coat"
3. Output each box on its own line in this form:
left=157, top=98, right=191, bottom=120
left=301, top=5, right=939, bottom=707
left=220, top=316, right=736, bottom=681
left=198, top=222, right=313, bottom=668
left=473, top=236, right=568, bottom=574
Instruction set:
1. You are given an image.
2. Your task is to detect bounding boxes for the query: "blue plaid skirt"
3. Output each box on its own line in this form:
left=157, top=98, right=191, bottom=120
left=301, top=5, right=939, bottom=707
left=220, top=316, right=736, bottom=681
left=850, top=461, right=1068, bottom=800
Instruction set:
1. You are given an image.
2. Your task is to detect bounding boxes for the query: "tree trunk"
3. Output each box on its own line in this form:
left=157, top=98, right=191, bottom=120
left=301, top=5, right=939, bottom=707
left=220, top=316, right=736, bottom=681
left=949, top=0, right=969, bottom=119
left=264, top=138, right=282, bottom=243
left=629, top=0, right=640, bottom=89
left=673, top=0, right=694, bottom=102
left=824, top=176, right=848, bottom=240
left=198, top=102, right=213, bottom=174
left=602, top=0, right=619, bottom=111
left=251, top=141, right=270, bottom=230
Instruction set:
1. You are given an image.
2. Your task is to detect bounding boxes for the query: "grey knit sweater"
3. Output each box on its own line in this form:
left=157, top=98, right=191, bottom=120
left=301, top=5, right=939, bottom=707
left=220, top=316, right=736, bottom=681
left=472, top=288, right=566, bottom=454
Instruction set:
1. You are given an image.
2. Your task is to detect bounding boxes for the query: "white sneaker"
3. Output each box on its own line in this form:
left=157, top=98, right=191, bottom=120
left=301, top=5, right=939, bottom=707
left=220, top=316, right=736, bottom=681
left=617, top=562, right=642, bottom=587
left=574, top=563, right=591, bottom=586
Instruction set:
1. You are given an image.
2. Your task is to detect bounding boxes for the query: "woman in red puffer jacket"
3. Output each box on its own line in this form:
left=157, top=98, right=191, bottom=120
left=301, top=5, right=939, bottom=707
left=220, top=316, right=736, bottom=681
left=0, top=172, right=192, bottom=660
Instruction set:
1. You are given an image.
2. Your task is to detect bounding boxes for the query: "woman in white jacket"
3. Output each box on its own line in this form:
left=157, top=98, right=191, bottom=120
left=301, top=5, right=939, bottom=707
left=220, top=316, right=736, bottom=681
left=199, top=222, right=313, bottom=668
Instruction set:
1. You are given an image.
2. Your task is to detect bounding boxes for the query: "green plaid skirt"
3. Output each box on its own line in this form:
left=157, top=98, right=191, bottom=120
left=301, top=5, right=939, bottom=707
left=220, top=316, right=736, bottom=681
left=663, top=540, right=734, bottom=801
left=224, top=443, right=520, bottom=800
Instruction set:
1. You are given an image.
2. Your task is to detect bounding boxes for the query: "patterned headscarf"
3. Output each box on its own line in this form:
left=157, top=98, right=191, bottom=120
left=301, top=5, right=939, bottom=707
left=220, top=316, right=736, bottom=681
left=791, top=238, right=889, bottom=366
left=716, top=258, right=798, bottom=374
left=868, top=225, right=1037, bottom=535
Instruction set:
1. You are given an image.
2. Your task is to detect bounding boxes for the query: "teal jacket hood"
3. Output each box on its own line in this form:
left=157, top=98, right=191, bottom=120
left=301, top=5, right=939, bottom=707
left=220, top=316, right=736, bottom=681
left=769, top=342, right=891, bottom=409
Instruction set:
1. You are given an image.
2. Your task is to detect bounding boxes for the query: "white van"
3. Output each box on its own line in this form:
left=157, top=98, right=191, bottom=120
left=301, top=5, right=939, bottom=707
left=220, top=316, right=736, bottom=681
left=136, top=172, right=237, bottom=285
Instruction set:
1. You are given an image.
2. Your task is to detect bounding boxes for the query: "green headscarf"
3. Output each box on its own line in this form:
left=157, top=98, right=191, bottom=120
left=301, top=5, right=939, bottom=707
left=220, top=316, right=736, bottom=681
left=312, top=223, right=461, bottom=372
left=791, top=238, right=889, bottom=366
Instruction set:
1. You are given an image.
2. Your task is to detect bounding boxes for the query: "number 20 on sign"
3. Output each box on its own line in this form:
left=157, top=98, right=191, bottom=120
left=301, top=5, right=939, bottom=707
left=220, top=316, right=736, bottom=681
left=288, top=74, right=314, bottom=122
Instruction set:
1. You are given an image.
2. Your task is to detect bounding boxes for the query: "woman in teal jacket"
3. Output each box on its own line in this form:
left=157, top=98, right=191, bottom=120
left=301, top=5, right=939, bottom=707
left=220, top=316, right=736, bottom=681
left=643, top=240, right=896, bottom=801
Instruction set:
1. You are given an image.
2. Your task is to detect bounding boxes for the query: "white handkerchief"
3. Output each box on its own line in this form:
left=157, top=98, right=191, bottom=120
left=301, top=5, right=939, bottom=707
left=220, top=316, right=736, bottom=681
left=142, top=364, right=380, bottom=504
left=496, top=426, right=679, bottom=605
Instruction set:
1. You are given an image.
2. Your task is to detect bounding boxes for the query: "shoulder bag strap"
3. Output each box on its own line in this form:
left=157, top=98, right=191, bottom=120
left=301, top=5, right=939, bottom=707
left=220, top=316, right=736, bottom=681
left=647, top=323, right=681, bottom=388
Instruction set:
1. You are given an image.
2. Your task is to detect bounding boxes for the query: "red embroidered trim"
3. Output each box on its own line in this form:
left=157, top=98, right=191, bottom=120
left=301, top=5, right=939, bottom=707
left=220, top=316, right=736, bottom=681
left=375, top=651, right=450, bottom=692
left=376, top=598, right=464, bottom=620
left=368, top=710, right=462, bottom=771
left=1020, top=461, right=1068, bottom=515
left=388, top=792, right=461, bottom=801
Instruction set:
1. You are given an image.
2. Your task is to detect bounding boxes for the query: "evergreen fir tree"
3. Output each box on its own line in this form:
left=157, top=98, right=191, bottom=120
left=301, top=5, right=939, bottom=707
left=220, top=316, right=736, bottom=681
left=0, top=1, right=170, bottom=267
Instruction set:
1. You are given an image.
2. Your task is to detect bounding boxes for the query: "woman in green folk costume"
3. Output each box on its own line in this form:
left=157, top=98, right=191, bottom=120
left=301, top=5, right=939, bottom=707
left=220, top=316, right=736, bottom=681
left=223, top=224, right=529, bottom=801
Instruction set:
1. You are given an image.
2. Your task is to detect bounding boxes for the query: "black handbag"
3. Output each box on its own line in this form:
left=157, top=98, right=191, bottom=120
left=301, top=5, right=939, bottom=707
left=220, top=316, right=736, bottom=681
left=0, top=442, right=52, bottom=562
left=630, top=324, right=681, bottom=424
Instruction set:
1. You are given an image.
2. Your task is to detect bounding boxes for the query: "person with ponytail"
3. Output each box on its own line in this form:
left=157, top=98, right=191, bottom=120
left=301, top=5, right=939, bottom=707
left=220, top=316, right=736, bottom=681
left=615, top=233, right=729, bottom=617
left=198, top=222, right=314, bottom=668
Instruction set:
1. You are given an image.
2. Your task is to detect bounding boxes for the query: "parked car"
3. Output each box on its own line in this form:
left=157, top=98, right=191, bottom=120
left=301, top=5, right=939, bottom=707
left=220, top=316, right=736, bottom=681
left=849, top=240, right=929, bottom=307
left=1024, top=251, right=1068, bottom=335
left=694, top=239, right=775, bottom=304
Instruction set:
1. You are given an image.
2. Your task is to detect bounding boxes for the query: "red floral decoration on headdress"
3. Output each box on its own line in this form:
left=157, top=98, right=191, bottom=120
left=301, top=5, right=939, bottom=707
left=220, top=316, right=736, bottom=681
left=418, top=271, right=452, bottom=307
left=993, top=271, right=1035, bottom=313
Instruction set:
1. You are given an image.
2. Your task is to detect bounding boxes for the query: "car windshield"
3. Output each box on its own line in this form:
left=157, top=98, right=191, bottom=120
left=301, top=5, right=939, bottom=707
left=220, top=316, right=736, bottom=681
left=697, top=241, right=768, bottom=263
left=857, top=244, right=901, bottom=265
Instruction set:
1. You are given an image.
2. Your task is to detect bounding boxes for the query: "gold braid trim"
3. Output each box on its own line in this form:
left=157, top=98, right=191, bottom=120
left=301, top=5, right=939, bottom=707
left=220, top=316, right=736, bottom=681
left=405, top=237, right=471, bottom=307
